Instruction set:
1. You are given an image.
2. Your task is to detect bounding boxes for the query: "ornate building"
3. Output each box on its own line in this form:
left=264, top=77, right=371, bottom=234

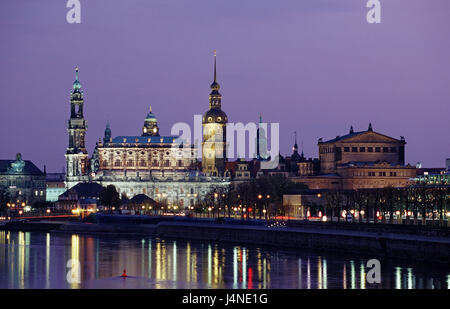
left=0, top=153, right=46, bottom=207
left=202, top=51, right=228, bottom=176
left=64, top=66, right=230, bottom=208
left=290, top=124, right=416, bottom=190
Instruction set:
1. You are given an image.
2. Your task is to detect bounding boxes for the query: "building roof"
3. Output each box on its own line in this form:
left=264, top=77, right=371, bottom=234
left=128, top=194, right=157, bottom=205
left=318, top=127, right=405, bottom=144
left=109, top=135, right=181, bottom=145
left=0, top=159, right=44, bottom=176
left=46, top=173, right=65, bottom=181
left=320, top=131, right=367, bottom=144
left=59, top=182, right=104, bottom=199
left=338, top=161, right=414, bottom=168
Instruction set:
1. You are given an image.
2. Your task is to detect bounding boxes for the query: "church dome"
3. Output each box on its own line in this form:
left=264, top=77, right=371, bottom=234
left=145, top=111, right=157, bottom=122
left=203, top=108, right=228, bottom=124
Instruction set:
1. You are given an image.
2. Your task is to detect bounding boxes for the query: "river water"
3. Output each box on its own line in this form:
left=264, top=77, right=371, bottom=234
left=0, top=231, right=448, bottom=289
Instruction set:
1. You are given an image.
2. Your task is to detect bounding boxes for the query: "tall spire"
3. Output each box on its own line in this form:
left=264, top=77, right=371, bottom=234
left=293, top=131, right=298, bottom=152
left=209, top=50, right=221, bottom=109
left=301, top=140, right=304, bottom=158
left=213, top=49, right=217, bottom=83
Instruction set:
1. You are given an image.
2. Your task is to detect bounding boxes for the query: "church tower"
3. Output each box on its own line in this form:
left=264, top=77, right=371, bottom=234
left=65, top=67, right=89, bottom=186
left=255, top=114, right=269, bottom=160
left=202, top=51, right=228, bottom=176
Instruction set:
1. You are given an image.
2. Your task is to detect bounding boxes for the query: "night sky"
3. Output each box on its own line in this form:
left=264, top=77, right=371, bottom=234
left=1, top=0, right=449, bottom=172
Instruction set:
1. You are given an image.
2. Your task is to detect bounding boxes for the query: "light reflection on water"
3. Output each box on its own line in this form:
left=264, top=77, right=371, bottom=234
left=0, top=230, right=449, bottom=289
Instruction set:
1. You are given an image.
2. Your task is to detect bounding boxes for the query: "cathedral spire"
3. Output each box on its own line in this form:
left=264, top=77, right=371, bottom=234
left=293, top=131, right=298, bottom=152
left=213, top=49, right=217, bottom=83
left=209, top=50, right=222, bottom=109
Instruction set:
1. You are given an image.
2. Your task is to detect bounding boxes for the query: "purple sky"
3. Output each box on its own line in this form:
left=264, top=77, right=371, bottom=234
left=1, top=0, right=449, bottom=172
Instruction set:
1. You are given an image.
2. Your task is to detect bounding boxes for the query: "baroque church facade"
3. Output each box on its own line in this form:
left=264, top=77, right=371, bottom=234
left=65, top=56, right=230, bottom=208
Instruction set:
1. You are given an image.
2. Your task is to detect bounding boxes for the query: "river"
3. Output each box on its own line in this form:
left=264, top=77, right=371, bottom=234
left=0, top=231, right=448, bottom=289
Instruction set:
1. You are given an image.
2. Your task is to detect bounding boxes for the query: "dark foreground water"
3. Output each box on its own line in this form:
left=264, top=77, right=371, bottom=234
left=0, top=230, right=449, bottom=289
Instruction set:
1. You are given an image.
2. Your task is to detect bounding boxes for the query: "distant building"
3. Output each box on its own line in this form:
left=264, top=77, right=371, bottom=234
left=56, top=182, right=104, bottom=212
left=0, top=153, right=46, bottom=207
left=283, top=190, right=325, bottom=218
left=46, top=173, right=65, bottom=202
left=415, top=168, right=449, bottom=185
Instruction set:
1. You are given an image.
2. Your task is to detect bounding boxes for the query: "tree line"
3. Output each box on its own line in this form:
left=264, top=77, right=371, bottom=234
left=319, top=184, right=450, bottom=226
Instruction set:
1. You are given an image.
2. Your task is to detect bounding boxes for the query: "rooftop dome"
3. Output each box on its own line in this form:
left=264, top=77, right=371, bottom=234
left=144, top=106, right=157, bottom=122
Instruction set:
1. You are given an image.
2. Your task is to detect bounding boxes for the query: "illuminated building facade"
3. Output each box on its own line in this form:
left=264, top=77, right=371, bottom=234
left=64, top=67, right=230, bottom=207
left=290, top=124, right=416, bottom=190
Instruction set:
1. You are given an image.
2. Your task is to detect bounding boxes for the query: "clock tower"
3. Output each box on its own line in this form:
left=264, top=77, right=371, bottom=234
left=202, top=51, right=228, bottom=176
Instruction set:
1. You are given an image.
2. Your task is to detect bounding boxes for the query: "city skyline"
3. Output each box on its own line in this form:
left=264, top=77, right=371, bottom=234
left=1, top=0, right=450, bottom=172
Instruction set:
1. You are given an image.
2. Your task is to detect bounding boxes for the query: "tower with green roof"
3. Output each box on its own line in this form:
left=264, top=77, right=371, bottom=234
left=65, top=67, right=89, bottom=184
